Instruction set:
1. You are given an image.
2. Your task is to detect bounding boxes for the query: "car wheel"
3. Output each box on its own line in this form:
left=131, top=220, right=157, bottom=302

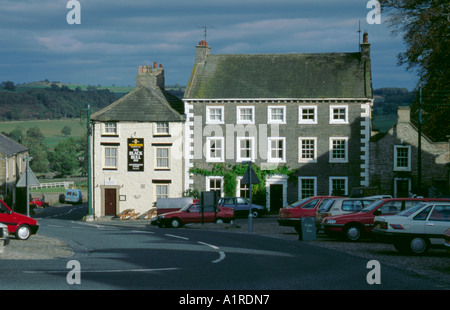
left=170, top=218, right=182, bottom=228
left=15, top=225, right=31, bottom=240
left=408, top=237, right=430, bottom=255
left=251, top=209, right=260, bottom=218
left=215, top=218, right=224, bottom=224
left=344, top=225, right=361, bottom=241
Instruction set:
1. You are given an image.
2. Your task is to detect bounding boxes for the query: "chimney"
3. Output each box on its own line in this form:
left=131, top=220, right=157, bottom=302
left=195, top=40, right=211, bottom=63
left=136, top=63, right=165, bottom=89
left=360, top=32, right=370, bottom=62
left=397, top=106, right=411, bottom=123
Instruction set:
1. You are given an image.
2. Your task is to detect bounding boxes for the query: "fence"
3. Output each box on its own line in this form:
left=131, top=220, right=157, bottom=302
left=30, top=181, right=74, bottom=190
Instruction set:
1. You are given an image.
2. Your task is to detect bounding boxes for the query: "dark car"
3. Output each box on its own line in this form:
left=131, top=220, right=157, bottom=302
left=218, top=197, right=265, bottom=218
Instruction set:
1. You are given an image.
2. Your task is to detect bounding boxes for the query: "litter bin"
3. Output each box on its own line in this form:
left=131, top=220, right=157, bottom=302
left=298, top=217, right=316, bottom=241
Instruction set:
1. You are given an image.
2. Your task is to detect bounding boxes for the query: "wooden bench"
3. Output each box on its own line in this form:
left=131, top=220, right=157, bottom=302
left=119, top=209, right=140, bottom=220
left=144, top=208, right=158, bottom=220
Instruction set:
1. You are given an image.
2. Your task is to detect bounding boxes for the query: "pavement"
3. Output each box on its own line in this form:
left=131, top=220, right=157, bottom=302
left=1, top=214, right=449, bottom=287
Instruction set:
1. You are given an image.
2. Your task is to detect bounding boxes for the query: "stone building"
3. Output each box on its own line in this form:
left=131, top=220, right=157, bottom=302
left=0, top=134, right=28, bottom=206
left=370, top=106, right=450, bottom=197
left=90, top=63, right=185, bottom=218
left=183, top=34, right=374, bottom=212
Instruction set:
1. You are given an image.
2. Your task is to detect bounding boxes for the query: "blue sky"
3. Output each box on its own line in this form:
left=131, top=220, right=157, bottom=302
left=0, top=0, right=418, bottom=90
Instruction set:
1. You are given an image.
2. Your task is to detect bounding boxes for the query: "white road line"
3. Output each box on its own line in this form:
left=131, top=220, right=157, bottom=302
left=165, top=234, right=189, bottom=240
left=198, top=242, right=226, bottom=264
left=23, top=267, right=179, bottom=274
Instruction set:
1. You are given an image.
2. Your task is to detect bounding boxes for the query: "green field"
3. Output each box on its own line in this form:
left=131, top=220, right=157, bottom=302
left=0, top=119, right=86, bottom=148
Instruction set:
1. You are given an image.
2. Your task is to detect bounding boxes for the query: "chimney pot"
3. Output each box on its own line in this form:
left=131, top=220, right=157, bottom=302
left=154, top=62, right=157, bottom=69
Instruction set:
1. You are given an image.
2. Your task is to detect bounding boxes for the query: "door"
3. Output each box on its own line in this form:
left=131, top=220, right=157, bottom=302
left=395, top=179, right=410, bottom=198
left=104, top=189, right=117, bottom=216
left=270, top=184, right=283, bottom=212
left=425, top=205, right=450, bottom=245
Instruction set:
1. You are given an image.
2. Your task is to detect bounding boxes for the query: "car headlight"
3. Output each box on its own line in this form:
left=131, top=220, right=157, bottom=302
left=327, top=219, right=336, bottom=224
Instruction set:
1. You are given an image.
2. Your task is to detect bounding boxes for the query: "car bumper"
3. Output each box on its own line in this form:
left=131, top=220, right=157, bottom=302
left=277, top=218, right=299, bottom=227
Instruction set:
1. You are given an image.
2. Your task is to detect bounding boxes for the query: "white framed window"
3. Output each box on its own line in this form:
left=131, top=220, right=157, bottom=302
left=103, top=122, right=118, bottom=135
left=206, top=137, right=224, bottom=162
left=206, top=176, right=223, bottom=197
left=329, top=177, right=348, bottom=196
left=268, top=137, right=286, bottom=162
left=155, top=147, right=170, bottom=169
left=103, top=146, right=118, bottom=169
left=236, top=177, right=250, bottom=198
left=394, top=145, right=411, bottom=171
left=206, top=106, right=224, bottom=124
left=236, top=106, right=255, bottom=124
left=298, top=137, right=317, bottom=162
left=237, top=137, right=255, bottom=162
left=298, top=106, right=317, bottom=124
left=268, top=106, right=286, bottom=124
left=298, top=177, right=317, bottom=199
left=155, top=184, right=168, bottom=199
left=155, top=122, right=169, bottom=135
left=329, top=137, right=348, bottom=163
left=330, top=105, right=348, bottom=124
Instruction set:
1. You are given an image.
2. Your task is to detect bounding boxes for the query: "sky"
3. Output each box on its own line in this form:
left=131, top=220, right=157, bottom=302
left=0, top=0, right=418, bottom=91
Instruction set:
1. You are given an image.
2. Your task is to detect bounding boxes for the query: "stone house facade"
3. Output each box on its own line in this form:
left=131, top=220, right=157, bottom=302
left=0, top=134, right=28, bottom=206
left=90, top=63, right=185, bottom=218
left=370, top=106, right=450, bottom=197
left=183, top=34, right=374, bottom=212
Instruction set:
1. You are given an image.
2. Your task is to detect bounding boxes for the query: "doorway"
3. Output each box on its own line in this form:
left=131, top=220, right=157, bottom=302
left=104, top=188, right=117, bottom=216
left=395, top=178, right=410, bottom=198
left=270, top=184, right=283, bottom=213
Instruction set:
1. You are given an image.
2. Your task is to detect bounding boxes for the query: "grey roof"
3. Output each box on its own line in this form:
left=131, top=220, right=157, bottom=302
left=91, top=86, right=185, bottom=122
left=185, top=52, right=372, bottom=99
left=0, top=134, right=28, bottom=157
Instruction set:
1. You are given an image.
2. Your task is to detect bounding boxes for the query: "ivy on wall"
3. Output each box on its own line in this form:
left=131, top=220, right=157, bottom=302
left=189, top=163, right=296, bottom=199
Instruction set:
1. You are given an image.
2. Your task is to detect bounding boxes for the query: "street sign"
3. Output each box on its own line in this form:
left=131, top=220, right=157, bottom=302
left=241, top=165, right=260, bottom=185
left=16, top=168, right=40, bottom=187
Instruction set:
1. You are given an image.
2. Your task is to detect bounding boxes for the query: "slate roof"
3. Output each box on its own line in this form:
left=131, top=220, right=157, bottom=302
left=0, top=134, right=28, bottom=157
left=91, top=86, right=185, bottom=122
left=184, top=52, right=372, bottom=99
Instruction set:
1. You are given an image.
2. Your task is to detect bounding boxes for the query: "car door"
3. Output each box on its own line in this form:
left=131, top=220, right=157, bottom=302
left=0, top=201, right=14, bottom=232
left=425, top=205, right=450, bottom=245
left=235, top=198, right=250, bottom=212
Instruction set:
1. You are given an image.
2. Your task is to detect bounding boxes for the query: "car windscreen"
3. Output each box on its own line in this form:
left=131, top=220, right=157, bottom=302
left=318, top=199, right=335, bottom=212
left=287, top=198, right=309, bottom=208
left=397, top=203, right=427, bottom=217
left=360, top=199, right=385, bottom=212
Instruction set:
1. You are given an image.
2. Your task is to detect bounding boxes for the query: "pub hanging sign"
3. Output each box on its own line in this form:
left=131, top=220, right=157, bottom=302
left=128, top=138, right=144, bottom=171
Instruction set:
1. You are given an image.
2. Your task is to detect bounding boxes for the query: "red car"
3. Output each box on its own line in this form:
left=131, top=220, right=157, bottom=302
left=0, top=199, right=39, bottom=240
left=151, top=203, right=234, bottom=228
left=30, top=197, right=49, bottom=208
left=323, top=198, right=450, bottom=241
left=278, top=196, right=340, bottom=232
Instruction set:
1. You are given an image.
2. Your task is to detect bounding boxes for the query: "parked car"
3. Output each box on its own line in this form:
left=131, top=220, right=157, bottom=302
left=218, top=197, right=265, bottom=218
left=278, top=196, right=341, bottom=233
left=151, top=203, right=234, bottom=228
left=0, top=223, right=9, bottom=252
left=322, top=198, right=450, bottom=242
left=444, top=228, right=450, bottom=253
left=0, top=199, right=39, bottom=240
left=315, top=197, right=378, bottom=231
left=373, top=202, right=450, bottom=255
left=30, top=197, right=49, bottom=208
left=64, top=189, right=83, bottom=204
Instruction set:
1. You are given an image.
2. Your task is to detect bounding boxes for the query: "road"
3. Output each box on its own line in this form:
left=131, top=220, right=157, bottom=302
left=0, top=204, right=447, bottom=295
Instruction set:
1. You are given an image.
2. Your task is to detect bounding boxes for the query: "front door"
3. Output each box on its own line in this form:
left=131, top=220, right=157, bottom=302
left=270, top=184, right=283, bottom=213
left=396, top=179, right=410, bottom=198
left=104, top=189, right=117, bottom=216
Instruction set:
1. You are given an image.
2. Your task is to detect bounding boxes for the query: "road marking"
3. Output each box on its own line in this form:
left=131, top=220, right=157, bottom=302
left=165, top=234, right=189, bottom=240
left=47, top=225, right=64, bottom=228
left=198, top=241, right=226, bottom=263
left=23, top=267, right=179, bottom=274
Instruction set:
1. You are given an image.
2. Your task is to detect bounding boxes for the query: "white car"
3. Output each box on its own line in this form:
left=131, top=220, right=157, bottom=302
left=0, top=223, right=9, bottom=253
left=373, top=202, right=450, bottom=255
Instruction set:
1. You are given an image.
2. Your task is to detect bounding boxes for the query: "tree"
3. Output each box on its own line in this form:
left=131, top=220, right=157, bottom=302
left=23, top=127, right=49, bottom=173
left=1, top=81, right=15, bottom=91
left=380, top=0, right=450, bottom=141
left=61, top=125, right=72, bottom=136
left=49, top=137, right=80, bottom=176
